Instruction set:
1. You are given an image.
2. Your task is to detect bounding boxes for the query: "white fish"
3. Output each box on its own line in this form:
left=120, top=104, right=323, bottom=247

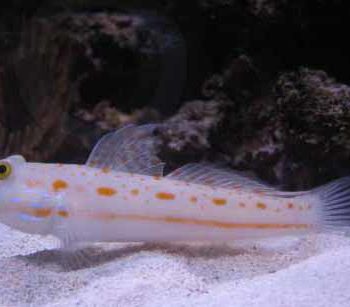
left=0, top=125, right=349, bottom=253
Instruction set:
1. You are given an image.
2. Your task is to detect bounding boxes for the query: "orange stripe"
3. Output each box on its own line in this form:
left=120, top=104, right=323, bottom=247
left=84, top=212, right=310, bottom=230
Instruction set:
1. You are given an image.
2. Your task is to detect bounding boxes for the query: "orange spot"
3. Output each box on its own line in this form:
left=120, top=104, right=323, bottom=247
left=288, top=203, right=294, bottom=209
left=156, top=192, right=175, bottom=200
left=153, top=175, right=161, bottom=180
left=190, top=196, right=198, bottom=203
left=97, top=187, right=117, bottom=196
left=239, top=202, right=246, bottom=208
left=131, top=189, right=140, bottom=196
left=52, top=180, right=68, bottom=192
left=31, top=208, right=52, bottom=218
left=102, top=167, right=110, bottom=174
left=57, top=210, right=69, bottom=218
left=257, top=202, right=267, bottom=209
left=57, top=163, right=63, bottom=168
left=212, top=198, right=227, bottom=206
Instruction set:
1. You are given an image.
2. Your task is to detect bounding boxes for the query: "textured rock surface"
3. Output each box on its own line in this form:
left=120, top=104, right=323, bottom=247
left=0, top=11, right=185, bottom=162
left=0, top=20, right=74, bottom=161
left=159, top=62, right=350, bottom=190
left=274, top=68, right=350, bottom=188
left=51, top=12, right=186, bottom=114
left=157, top=100, right=226, bottom=170
left=1, top=2, right=350, bottom=189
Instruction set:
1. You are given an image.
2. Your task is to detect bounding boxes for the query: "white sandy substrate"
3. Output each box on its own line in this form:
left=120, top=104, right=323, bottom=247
left=1, top=224, right=350, bottom=307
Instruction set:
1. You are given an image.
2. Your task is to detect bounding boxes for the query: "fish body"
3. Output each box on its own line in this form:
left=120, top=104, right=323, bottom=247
left=0, top=125, right=349, bottom=249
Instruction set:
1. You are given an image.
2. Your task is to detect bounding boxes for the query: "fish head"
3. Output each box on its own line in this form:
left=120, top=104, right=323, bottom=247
left=0, top=155, right=26, bottom=197
left=0, top=155, right=27, bottom=224
left=0, top=155, right=53, bottom=234
left=0, top=155, right=25, bottom=222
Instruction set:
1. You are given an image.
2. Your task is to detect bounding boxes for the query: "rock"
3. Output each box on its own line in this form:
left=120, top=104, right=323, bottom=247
left=0, top=11, right=185, bottom=162
left=0, top=19, right=75, bottom=161
left=2, top=2, right=350, bottom=190
left=49, top=12, right=186, bottom=115
left=74, top=100, right=161, bottom=130
left=273, top=68, right=350, bottom=189
left=159, top=61, right=350, bottom=190
left=157, top=100, right=227, bottom=170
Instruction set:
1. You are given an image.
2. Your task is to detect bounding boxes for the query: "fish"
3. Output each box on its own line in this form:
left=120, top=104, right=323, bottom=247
left=0, top=124, right=349, bottom=255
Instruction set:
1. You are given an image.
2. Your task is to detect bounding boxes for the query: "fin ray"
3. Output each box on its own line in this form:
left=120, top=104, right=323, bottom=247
left=313, top=176, right=350, bottom=230
left=166, top=162, right=276, bottom=192
left=87, top=124, right=164, bottom=176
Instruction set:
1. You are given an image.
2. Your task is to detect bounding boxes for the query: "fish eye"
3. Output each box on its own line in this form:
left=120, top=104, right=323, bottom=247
left=0, top=161, right=12, bottom=180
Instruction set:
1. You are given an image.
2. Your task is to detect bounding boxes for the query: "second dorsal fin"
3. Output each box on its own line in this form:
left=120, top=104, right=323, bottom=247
left=166, top=163, right=275, bottom=191
left=86, top=124, right=165, bottom=176
left=166, top=163, right=308, bottom=197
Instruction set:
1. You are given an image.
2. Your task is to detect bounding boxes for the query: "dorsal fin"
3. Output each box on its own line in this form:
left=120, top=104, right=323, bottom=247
left=166, top=163, right=307, bottom=197
left=166, top=163, right=273, bottom=190
left=86, top=124, right=165, bottom=176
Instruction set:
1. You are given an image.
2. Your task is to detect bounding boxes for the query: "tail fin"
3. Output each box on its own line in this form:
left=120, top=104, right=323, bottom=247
left=313, top=176, right=350, bottom=231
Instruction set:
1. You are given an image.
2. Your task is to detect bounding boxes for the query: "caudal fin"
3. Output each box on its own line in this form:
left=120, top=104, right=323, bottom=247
left=313, top=176, right=350, bottom=230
